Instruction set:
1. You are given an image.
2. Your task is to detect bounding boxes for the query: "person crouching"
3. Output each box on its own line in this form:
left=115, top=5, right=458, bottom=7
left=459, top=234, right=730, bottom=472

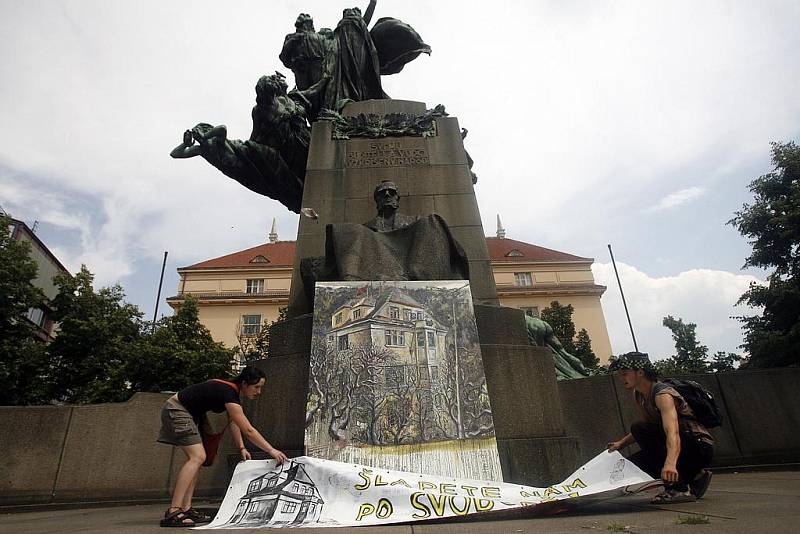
left=607, top=352, right=714, bottom=504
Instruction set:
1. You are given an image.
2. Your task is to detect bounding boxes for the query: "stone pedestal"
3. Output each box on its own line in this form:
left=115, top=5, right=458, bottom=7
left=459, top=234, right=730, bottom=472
left=248, top=100, right=579, bottom=486
left=474, top=304, right=580, bottom=484
left=287, top=99, right=499, bottom=318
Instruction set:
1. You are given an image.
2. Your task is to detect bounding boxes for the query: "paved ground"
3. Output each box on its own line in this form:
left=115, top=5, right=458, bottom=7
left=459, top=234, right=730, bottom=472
left=1, top=470, right=798, bottom=533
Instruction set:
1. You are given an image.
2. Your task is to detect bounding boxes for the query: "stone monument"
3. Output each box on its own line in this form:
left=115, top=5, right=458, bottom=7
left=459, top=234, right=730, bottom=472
left=173, top=1, right=581, bottom=485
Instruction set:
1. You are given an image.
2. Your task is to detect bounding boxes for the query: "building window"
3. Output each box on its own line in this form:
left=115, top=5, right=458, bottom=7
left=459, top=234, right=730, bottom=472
left=250, top=255, right=269, bottom=263
left=25, top=307, right=46, bottom=328
left=404, top=309, right=411, bottom=321
left=506, top=249, right=524, bottom=257
left=514, top=272, right=533, bottom=286
left=389, top=306, right=400, bottom=319
left=281, top=501, right=298, bottom=513
left=335, top=312, right=343, bottom=325
left=338, top=334, right=349, bottom=350
left=384, top=329, right=405, bottom=346
left=292, top=483, right=299, bottom=492
left=248, top=480, right=261, bottom=493
left=246, top=279, right=264, bottom=293
left=427, top=331, right=435, bottom=345
left=241, top=315, right=261, bottom=336
left=353, top=309, right=362, bottom=319
left=521, top=306, right=539, bottom=317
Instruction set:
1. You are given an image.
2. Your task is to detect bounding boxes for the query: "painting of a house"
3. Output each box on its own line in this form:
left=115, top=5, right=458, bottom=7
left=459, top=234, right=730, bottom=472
left=327, top=288, right=448, bottom=391
left=305, top=281, right=501, bottom=479
left=224, top=461, right=324, bottom=527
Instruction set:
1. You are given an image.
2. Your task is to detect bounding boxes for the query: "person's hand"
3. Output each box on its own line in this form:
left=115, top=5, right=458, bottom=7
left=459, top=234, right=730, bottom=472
left=661, top=462, right=679, bottom=483
left=268, top=447, right=288, bottom=465
left=607, top=440, right=624, bottom=452
left=239, top=447, right=251, bottom=461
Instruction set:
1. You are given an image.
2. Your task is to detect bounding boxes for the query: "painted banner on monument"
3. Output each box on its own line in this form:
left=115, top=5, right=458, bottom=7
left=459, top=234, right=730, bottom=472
left=199, top=452, right=656, bottom=528
left=306, top=281, right=500, bottom=480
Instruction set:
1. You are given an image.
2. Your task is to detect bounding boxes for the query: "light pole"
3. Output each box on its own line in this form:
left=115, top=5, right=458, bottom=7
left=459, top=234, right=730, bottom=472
left=152, top=251, right=168, bottom=334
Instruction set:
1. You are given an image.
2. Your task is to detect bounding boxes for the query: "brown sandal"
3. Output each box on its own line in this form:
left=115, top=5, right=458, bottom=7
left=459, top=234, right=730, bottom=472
left=160, top=507, right=196, bottom=528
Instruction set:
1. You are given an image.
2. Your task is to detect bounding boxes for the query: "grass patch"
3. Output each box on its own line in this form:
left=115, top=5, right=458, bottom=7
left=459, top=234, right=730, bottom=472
left=677, top=514, right=710, bottom=525
left=607, top=522, right=629, bottom=531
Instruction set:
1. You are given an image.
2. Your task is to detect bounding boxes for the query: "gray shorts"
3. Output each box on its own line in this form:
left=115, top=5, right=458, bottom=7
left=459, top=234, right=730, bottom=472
left=157, top=396, right=202, bottom=447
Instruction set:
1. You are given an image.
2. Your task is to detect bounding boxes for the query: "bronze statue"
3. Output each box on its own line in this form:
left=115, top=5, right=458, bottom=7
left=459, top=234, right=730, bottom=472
left=280, top=1, right=430, bottom=120
left=363, top=180, right=418, bottom=232
left=323, top=181, right=469, bottom=281
left=170, top=74, right=310, bottom=213
left=172, top=3, right=432, bottom=212
left=279, top=14, right=333, bottom=92
left=525, top=315, right=591, bottom=380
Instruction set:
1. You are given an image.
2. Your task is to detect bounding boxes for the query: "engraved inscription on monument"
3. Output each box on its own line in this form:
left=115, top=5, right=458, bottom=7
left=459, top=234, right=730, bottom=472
left=346, top=141, right=429, bottom=168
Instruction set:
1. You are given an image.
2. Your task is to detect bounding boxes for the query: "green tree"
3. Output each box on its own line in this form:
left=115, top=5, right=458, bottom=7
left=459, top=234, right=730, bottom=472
left=540, top=301, right=576, bottom=354
left=126, top=296, right=236, bottom=394
left=0, top=215, right=51, bottom=405
left=48, top=266, right=143, bottom=404
left=573, top=328, right=599, bottom=370
left=659, top=315, right=710, bottom=374
left=729, top=141, right=800, bottom=367
left=709, top=351, right=742, bottom=373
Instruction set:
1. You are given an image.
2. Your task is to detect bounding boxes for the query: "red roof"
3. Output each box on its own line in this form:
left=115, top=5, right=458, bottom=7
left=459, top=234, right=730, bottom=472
left=183, top=237, right=591, bottom=270
left=485, top=237, right=592, bottom=263
left=182, top=241, right=297, bottom=270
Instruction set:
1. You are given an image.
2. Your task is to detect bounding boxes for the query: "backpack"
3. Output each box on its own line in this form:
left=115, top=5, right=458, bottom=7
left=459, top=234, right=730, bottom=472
left=656, top=378, right=723, bottom=429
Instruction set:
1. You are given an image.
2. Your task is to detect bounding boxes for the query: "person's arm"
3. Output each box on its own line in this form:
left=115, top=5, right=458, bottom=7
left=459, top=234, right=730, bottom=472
left=229, top=421, right=251, bottom=461
left=170, top=130, right=203, bottom=158
left=607, top=432, right=635, bottom=452
left=363, top=0, right=377, bottom=25
left=225, top=403, right=288, bottom=464
left=656, top=393, right=681, bottom=483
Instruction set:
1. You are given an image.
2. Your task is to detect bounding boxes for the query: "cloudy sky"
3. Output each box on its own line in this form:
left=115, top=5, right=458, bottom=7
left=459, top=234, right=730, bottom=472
left=1, top=0, right=797, bottom=359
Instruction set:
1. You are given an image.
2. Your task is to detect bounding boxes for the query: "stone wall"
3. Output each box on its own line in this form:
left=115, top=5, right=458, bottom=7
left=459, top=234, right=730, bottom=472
left=1, top=369, right=797, bottom=505
left=559, top=368, right=800, bottom=467
left=0, top=393, right=234, bottom=506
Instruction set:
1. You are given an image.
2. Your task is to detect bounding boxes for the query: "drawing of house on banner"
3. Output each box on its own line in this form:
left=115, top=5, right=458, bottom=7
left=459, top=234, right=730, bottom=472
left=225, top=462, right=324, bottom=526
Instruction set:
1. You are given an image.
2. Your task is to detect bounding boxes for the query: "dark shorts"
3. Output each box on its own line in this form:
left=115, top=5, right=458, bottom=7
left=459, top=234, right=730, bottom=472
left=157, top=396, right=202, bottom=447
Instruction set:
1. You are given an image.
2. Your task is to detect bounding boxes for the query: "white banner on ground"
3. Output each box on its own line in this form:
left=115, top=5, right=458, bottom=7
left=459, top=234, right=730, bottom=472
left=199, top=451, right=657, bottom=529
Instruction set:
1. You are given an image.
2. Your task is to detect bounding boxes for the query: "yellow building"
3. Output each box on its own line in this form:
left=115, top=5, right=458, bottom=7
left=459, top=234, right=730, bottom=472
left=167, top=221, right=613, bottom=362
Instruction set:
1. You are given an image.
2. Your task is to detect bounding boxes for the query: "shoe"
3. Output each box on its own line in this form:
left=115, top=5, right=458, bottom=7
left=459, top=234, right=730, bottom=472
left=159, top=508, right=196, bottom=528
left=690, top=469, right=713, bottom=499
left=650, top=488, right=697, bottom=504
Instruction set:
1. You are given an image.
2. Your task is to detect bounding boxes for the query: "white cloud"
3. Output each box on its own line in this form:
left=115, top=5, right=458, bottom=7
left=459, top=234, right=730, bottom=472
left=646, top=187, right=707, bottom=212
left=593, top=262, right=763, bottom=359
left=0, top=1, right=797, bottom=311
